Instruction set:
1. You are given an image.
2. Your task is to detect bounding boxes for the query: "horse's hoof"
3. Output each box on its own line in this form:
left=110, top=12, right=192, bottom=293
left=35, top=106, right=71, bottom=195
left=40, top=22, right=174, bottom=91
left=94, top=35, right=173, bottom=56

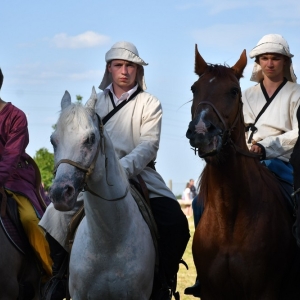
left=184, top=279, right=201, bottom=297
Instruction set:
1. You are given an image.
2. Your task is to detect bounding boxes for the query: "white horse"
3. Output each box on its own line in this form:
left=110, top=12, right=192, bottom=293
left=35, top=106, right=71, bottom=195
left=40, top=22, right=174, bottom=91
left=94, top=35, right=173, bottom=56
left=49, top=88, right=155, bottom=300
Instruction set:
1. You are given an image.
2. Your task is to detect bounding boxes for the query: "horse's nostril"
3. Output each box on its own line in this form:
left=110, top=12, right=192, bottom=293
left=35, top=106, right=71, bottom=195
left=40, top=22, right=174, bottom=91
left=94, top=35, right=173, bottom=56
left=65, top=185, right=75, bottom=198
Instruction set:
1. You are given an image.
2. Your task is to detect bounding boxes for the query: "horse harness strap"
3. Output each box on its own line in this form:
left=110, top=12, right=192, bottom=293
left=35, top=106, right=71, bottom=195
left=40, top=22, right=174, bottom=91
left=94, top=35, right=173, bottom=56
left=136, top=174, right=150, bottom=206
left=245, top=78, right=288, bottom=144
left=103, top=87, right=142, bottom=125
left=104, top=88, right=156, bottom=170
left=245, top=99, right=273, bottom=144
left=0, top=187, right=7, bottom=218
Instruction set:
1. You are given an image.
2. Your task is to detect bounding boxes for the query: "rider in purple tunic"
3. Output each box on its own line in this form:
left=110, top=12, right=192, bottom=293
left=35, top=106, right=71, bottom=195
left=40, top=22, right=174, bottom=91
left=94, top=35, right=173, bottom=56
left=0, top=68, right=52, bottom=280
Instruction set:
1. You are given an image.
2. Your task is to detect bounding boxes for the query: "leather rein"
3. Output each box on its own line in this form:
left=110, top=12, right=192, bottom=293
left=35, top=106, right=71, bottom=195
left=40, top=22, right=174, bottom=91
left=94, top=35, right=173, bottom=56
left=53, top=114, right=128, bottom=202
left=194, top=97, right=261, bottom=159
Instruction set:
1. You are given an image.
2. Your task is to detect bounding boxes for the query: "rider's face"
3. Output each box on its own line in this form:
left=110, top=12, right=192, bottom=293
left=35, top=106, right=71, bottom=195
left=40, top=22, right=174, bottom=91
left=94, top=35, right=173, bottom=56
left=108, top=60, right=138, bottom=92
left=258, top=53, right=287, bottom=81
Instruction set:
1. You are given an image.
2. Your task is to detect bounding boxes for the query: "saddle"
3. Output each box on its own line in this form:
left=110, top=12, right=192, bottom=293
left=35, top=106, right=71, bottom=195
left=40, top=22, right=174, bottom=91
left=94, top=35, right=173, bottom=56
left=0, top=189, right=30, bottom=254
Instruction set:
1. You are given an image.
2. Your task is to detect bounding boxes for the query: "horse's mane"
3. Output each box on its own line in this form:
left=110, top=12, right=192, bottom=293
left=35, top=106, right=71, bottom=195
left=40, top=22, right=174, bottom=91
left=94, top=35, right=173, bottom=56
left=56, top=103, right=96, bottom=133
left=198, top=155, right=282, bottom=205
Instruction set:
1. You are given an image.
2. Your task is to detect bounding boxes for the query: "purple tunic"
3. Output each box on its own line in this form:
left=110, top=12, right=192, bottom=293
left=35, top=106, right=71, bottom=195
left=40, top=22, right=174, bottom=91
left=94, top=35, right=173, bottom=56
left=0, top=102, right=50, bottom=218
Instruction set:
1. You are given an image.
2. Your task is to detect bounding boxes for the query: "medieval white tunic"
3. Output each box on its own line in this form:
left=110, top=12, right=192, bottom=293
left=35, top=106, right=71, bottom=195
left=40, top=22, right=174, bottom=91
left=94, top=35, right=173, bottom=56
left=242, top=81, right=300, bottom=162
left=96, top=89, right=176, bottom=200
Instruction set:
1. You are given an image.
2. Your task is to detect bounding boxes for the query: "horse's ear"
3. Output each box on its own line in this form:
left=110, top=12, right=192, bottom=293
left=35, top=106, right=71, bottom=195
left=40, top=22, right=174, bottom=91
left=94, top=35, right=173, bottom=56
left=195, top=44, right=208, bottom=77
left=231, top=49, right=247, bottom=80
left=61, top=91, right=71, bottom=110
left=85, top=86, right=97, bottom=109
left=0, top=68, right=3, bottom=90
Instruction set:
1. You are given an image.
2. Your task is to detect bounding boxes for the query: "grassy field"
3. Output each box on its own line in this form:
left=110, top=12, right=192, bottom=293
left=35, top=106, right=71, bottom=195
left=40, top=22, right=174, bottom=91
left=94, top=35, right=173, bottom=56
left=176, top=217, right=198, bottom=300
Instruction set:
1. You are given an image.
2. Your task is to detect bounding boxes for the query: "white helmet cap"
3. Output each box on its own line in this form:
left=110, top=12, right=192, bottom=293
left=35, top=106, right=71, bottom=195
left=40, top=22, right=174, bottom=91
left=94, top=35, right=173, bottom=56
left=249, top=34, right=297, bottom=82
left=99, top=41, right=148, bottom=90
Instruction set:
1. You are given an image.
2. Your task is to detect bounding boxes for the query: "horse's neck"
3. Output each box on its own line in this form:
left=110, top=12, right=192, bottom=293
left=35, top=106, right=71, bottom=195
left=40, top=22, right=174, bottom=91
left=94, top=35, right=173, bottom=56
left=83, top=188, right=134, bottom=232
left=203, top=153, right=260, bottom=210
left=83, top=135, right=136, bottom=242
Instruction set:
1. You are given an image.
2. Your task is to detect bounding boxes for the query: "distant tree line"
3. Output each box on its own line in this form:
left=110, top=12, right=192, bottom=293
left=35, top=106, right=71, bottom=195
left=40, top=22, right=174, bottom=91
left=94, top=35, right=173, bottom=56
left=34, top=147, right=54, bottom=191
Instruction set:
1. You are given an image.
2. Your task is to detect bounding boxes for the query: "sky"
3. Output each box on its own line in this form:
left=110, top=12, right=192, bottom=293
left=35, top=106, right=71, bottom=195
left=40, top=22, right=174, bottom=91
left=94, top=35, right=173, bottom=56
left=1, top=0, right=300, bottom=195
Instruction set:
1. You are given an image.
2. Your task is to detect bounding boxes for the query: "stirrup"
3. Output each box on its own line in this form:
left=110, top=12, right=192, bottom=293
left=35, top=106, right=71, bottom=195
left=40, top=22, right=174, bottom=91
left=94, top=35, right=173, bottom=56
left=41, top=255, right=69, bottom=300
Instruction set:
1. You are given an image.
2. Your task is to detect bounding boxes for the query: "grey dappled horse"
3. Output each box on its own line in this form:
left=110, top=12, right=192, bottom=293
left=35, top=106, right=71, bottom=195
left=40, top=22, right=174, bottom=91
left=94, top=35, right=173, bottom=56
left=49, top=88, right=155, bottom=300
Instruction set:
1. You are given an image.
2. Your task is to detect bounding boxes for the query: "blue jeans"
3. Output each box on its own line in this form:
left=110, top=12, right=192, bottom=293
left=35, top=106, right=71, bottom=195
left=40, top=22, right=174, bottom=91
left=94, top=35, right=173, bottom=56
left=192, top=195, right=204, bottom=229
left=262, top=158, right=293, bottom=185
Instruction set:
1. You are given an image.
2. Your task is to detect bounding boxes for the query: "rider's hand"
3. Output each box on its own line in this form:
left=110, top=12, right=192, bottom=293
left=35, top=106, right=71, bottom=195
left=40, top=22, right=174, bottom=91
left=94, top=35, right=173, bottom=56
left=250, top=144, right=262, bottom=153
left=250, top=143, right=266, bottom=160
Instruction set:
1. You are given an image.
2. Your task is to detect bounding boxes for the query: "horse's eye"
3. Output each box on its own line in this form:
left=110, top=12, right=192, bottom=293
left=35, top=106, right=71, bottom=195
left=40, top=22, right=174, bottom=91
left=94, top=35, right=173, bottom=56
left=90, top=134, right=95, bottom=144
left=85, top=133, right=95, bottom=145
left=50, top=136, right=57, bottom=151
left=231, top=88, right=240, bottom=97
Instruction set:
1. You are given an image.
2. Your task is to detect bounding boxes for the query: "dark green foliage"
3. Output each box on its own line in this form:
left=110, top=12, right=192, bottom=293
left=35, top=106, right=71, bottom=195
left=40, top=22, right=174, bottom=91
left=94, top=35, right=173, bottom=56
left=33, top=148, right=54, bottom=191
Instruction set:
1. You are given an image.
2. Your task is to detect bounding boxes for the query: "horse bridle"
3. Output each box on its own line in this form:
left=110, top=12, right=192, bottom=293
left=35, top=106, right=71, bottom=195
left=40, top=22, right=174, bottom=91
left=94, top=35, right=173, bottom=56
left=53, top=114, right=128, bottom=201
left=194, top=98, right=261, bottom=159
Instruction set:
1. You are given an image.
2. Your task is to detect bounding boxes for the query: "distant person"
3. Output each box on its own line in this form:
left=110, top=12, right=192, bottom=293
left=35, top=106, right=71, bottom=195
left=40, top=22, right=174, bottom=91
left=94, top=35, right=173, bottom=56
left=40, top=41, right=190, bottom=300
left=0, top=68, right=52, bottom=281
left=182, top=182, right=193, bottom=218
left=189, top=179, right=197, bottom=199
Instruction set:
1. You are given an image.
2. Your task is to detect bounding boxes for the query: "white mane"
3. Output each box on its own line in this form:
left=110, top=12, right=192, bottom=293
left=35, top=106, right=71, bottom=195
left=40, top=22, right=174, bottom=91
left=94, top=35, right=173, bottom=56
left=56, top=103, right=96, bottom=134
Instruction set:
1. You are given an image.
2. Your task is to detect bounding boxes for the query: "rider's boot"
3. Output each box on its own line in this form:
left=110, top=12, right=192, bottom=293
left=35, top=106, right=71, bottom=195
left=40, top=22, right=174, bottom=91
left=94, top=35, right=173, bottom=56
left=42, top=233, right=68, bottom=300
left=184, top=276, right=201, bottom=297
left=151, top=273, right=172, bottom=300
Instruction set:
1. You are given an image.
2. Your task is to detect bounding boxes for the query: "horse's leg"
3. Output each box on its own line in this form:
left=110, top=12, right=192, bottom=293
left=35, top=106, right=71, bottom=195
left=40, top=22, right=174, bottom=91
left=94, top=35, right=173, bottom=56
left=22, top=257, right=42, bottom=300
left=0, top=225, right=41, bottom=300
left=0, top=225, right=22, bottom=300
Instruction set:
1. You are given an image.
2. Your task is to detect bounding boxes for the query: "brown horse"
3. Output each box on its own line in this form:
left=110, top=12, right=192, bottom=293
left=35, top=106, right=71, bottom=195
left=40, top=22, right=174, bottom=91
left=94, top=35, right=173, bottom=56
left=0, top=193, right=41, bottom=300
left=186, top=45, right=300, bottom=299
left=290, top=106, right=300, bottom=248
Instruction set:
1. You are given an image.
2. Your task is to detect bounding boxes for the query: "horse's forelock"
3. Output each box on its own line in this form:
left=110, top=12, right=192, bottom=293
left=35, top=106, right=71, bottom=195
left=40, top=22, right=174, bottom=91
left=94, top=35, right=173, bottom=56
left=57, top=103, right=96, bottom=132
left=205, top=63, right=235, bottom=78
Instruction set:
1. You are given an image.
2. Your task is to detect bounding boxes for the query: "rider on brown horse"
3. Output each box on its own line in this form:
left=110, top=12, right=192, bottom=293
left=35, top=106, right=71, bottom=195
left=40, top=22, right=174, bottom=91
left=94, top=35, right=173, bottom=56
left=185, top=34, right=300, bottom=297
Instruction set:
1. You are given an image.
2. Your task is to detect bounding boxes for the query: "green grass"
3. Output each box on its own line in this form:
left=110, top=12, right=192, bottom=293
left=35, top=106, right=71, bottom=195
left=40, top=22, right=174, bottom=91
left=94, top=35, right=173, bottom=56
left=176, top=217, right=198, bottom=300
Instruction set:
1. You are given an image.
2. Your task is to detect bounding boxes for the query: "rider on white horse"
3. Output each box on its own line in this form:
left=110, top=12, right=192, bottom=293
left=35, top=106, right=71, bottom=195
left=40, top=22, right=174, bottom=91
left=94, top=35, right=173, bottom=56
left=40, top=41, right=190, bottom=300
